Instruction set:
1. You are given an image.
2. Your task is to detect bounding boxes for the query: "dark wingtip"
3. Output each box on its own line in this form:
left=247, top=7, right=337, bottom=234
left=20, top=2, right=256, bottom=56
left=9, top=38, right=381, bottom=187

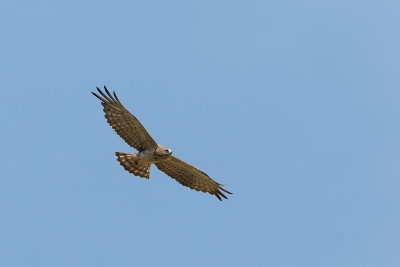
left=104, top=85, right=110, bottom=96
left=103, top=85, right=119, bottom=103
left=213, top=187, right=231, bottom=201
left=95, top=86, right=114, bottom=103
left=218, top=183, right=232, bottom=195
left=92, top=91, right=107, bottom=103
left=218, top=189, right=228, bottom=199
left=96, top=87, right=106, bottom=98
left=220, top=187, right=233, bottom=195
left=113, top=91, right=122, bottom=104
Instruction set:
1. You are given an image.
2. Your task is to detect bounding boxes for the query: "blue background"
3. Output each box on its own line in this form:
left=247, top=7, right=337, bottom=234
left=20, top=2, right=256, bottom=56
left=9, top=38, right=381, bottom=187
left=1, top=0, right=399, bottom=266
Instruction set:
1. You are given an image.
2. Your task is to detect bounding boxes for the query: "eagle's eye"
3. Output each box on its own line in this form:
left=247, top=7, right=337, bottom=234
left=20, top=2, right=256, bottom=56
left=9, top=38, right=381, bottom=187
left=164, top=150, right=169, bottom=152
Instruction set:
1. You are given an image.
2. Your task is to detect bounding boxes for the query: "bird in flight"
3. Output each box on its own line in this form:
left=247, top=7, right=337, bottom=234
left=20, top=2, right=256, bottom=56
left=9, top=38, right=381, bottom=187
left=92, top=86, right=232, bottom=201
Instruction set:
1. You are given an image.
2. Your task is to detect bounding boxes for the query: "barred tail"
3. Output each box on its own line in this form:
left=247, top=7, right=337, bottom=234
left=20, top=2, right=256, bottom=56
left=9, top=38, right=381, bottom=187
left=115, top=152, right=150, bottom=179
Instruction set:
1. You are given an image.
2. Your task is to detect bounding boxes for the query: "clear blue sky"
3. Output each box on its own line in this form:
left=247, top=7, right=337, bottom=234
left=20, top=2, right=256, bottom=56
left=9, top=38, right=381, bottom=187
left=1, top=0, right=399, bottom=266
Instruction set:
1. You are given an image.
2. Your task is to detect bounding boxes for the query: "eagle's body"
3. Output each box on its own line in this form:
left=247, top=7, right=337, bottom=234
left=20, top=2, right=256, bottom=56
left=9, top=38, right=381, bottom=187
left=115, top=146, right=171, bottom=178
left=138, top=148, right=165, bottom=164
left=92, top=86, right=232, bottom=201
left=135, top=146, right=172, bottom=165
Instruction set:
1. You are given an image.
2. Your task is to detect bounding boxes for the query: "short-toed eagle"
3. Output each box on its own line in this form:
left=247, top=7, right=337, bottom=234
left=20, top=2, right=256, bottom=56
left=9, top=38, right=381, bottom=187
left=92, top=86, right=232, bottom=201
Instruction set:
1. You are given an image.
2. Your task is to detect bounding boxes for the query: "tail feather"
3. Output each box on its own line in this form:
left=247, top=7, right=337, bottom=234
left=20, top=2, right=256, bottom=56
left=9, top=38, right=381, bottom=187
left=115, top=152, right=150, bottom=179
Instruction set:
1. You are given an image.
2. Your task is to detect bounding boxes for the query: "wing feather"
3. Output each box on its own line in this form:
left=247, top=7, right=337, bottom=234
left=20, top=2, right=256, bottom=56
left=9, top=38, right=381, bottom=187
left=155, top=156, right=232, bottom=201
left=92, top=86, right=158, bottom=151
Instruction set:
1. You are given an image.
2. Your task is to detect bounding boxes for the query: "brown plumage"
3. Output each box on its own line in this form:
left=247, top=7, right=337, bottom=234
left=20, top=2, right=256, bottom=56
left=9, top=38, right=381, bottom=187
left=92, top=86, right=232, bottom=201
left=115, top=152, right=150, bottom=178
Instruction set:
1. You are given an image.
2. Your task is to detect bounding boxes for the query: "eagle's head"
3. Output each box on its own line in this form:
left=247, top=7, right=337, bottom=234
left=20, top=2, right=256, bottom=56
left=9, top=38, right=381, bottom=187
left=154, top=145, right=172, bottom=159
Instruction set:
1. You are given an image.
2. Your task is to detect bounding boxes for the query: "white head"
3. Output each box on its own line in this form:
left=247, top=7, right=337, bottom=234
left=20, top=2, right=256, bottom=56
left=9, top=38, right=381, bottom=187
left=154, top=145, right=172, bottom=159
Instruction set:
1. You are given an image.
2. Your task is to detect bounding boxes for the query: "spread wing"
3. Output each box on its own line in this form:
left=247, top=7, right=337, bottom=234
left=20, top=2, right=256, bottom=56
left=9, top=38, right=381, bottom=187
left=92, top=86, right=158, bottom=152
left=155, top=156, right=232, bottom=201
